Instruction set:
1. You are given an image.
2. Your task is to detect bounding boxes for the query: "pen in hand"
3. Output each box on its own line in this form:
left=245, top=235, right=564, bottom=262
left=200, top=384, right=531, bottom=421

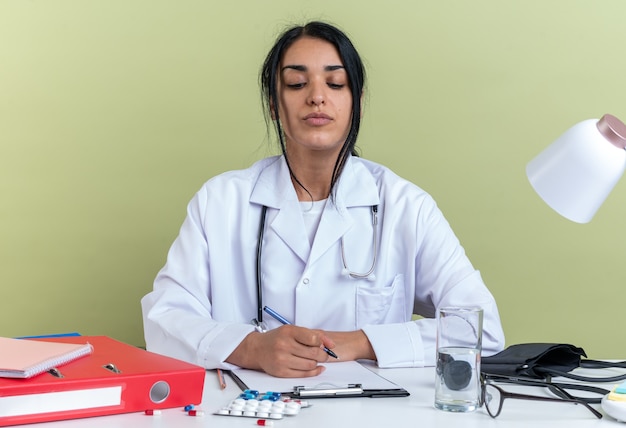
left=263, top=306, right=339, bottom=359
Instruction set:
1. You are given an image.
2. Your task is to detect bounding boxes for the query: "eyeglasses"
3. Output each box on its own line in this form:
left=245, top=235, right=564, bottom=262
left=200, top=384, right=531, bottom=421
left=481, top=375, right=603, bottom=419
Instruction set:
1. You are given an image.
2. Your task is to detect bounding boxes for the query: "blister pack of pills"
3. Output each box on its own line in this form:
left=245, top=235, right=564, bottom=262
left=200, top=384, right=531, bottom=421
left=214, top=390, right=310, bottom=420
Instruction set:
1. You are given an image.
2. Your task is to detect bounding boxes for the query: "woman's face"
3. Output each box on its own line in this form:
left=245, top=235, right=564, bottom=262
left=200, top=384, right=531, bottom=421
left=276, top=36, right=353, bottom=158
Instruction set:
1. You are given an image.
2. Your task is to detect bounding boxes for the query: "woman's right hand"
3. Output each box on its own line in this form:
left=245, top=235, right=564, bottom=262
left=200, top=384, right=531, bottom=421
left=226, top=324, right=335, bottom=378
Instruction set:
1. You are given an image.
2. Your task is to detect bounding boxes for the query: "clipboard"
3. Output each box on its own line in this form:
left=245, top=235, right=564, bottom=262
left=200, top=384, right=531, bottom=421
left=289, top=384, right=410, bottom=398
left=227, top=361, right=409, bottom=398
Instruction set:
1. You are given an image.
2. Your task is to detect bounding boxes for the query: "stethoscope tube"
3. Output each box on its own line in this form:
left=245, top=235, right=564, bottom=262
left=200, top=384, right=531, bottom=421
left=340, top=205, right=378, bottom=279
left=255, top=205, right=268, bottom=324
left=253, top=204, right=378, bottom=330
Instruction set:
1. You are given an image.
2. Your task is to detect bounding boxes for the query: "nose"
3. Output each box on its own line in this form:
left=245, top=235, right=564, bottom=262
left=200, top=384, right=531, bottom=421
left=307, top=80, right=326, bottom=106
left=309, top=95, right=324, bottom=105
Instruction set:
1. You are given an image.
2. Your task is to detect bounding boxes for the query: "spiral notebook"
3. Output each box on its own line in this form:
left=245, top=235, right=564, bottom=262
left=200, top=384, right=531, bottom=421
left=0, top=337, right=93, bottom=378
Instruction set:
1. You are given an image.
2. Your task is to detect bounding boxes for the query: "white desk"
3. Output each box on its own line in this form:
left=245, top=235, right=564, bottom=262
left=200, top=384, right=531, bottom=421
left=16, top=364, right=623, bottom=427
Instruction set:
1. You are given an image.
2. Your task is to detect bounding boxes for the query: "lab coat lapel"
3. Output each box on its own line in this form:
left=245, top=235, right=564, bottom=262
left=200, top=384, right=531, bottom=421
left=307, top=202, right=351, bottom=267
left=307, top=157, right=380, bottom=267
left=271, top=201, right=310, bottom=263
left=250, top=157, right=310, bottom=263
left=249, top=156, right=379, bottom=266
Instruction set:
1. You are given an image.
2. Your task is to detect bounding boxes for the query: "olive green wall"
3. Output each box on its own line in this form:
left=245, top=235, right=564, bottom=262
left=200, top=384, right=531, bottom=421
left=1, top=0, right=625, bottom=357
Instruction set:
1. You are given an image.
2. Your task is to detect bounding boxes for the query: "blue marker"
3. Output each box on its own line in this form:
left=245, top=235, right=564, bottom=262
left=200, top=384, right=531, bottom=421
left=263, top=306, right=338, bottom=359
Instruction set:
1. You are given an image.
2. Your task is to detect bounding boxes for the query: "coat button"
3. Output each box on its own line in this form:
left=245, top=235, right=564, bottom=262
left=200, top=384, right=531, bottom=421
left=302, top=278, right=310, bottom=285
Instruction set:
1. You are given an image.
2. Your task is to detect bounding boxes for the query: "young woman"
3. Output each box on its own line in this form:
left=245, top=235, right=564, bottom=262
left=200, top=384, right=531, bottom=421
left=141, top=21, right=505, bottom=378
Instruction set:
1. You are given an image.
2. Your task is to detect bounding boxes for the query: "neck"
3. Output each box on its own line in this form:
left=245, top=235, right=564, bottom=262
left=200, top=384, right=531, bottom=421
left=291, top=176, right=330, bottom=202
left=286, top=149, right=338, bottom=202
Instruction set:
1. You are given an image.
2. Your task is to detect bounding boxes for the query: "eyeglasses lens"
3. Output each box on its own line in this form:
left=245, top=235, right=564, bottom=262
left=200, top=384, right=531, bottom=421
left=484, top=384, right=502, bottom=418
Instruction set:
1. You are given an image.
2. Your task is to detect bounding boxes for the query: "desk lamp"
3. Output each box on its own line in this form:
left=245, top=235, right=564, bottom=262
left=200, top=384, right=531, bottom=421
left=526, top=114, right=626, bottom=223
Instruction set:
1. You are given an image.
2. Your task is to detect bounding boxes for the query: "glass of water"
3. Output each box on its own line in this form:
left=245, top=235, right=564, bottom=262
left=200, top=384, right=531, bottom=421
left=434, top=306, right=483, bottom=412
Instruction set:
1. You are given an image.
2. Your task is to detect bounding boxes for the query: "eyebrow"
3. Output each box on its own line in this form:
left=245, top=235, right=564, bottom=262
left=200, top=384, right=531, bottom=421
left=281, top=64, right=345, bottom=72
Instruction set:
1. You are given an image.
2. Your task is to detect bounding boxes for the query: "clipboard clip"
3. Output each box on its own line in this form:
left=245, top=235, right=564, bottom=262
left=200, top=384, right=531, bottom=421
left=292, top=384, right=363, bottom=397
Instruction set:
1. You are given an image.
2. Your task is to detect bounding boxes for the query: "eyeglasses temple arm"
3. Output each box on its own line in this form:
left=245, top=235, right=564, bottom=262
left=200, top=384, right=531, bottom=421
left=503, top=391, right=603, bottom=419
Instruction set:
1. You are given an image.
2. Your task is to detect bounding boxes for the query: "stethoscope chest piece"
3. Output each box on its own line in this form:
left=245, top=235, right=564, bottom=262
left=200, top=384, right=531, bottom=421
left=252, top=318, right=267, bottom=333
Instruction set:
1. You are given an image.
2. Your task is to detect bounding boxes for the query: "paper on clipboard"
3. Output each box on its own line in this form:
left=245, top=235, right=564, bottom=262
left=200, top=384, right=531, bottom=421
left=229, top=361, right=408, bottom=397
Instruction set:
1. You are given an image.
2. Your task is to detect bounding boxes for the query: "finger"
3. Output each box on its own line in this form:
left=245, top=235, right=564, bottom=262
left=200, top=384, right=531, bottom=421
left=292, top=336, right=333, bottom=362
left=274, top=325, right=327, bottom=361
left=259, top=345, right=325, bottom=377
left=257, top=327, right=327, bottom=373
left=290, top=327, right=330, bottom=349
left=320, top=334, right=336, bottom=352
left=267, top=362, right=326, bottom=379
left=272, top=326, right=322, bottom=358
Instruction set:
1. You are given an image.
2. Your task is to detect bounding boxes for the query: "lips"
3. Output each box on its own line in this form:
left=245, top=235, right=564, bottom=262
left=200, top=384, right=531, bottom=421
left=303, top=112, right=332, bottom=126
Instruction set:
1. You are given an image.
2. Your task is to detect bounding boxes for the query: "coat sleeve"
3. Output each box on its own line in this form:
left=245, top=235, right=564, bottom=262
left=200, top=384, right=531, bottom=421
left=141, top=186, right=255, bottom=369
left=362, top=195, right=505, bottom=368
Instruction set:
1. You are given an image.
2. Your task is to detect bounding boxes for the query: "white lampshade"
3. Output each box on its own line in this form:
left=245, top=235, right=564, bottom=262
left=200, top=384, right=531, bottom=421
left=526, top=114, right=626, bottom=223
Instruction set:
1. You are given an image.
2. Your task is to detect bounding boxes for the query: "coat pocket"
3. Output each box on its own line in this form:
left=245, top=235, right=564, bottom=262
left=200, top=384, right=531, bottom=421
left=356, top=274, right=406, bottom=327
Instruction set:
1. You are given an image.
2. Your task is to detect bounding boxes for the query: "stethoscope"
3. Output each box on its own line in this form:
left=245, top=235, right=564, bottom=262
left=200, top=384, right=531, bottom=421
left=251, top=204, right=379, bottom=332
